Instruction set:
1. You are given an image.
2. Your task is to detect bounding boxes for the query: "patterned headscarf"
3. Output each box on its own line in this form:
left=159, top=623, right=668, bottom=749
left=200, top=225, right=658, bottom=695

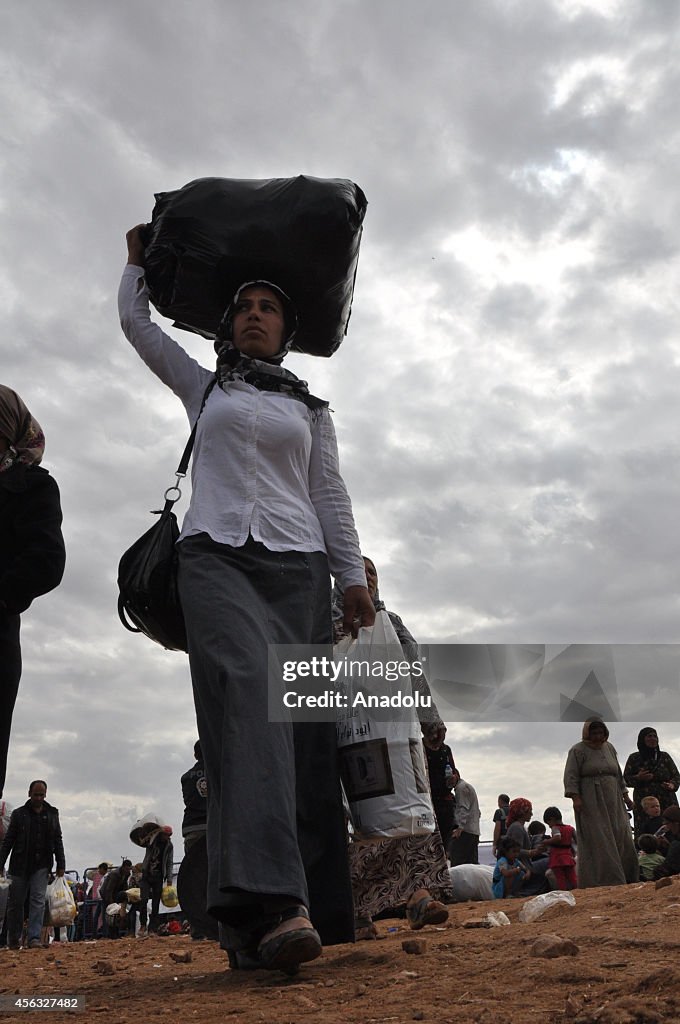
left=0, top=385, right=45, bottom=472
left=506, top=797, right=532, bottom=828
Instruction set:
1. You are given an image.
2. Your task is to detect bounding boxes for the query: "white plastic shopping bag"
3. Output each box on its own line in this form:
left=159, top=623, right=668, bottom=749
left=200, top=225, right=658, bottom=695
left=47, top=876, right=76, bottom=927
left=335, top=610, right=435, bottom=840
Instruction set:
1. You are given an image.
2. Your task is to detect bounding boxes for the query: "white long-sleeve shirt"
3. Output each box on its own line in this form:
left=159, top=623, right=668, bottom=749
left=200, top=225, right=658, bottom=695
left=118, top=264, right=366, bottom=590
left=453, top=777, right=481, bottom=836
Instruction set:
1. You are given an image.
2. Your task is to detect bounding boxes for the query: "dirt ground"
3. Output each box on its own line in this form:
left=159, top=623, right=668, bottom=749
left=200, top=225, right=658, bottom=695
left=2, top=880, right=680, bottom=1024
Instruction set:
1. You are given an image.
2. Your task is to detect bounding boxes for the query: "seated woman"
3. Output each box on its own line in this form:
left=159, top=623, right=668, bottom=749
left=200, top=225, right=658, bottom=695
left=504, top=798, right=549, bottom=896
left=333, top=557, right=452, bottom=937
left=652, top=807, right=680, bottom=879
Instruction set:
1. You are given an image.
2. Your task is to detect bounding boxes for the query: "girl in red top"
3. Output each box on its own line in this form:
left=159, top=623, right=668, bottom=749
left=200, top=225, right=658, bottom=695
left=542, top=807, right=577, bottom=890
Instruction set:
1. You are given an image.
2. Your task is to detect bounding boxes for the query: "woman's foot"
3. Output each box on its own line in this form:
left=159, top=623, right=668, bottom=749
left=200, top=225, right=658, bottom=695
left=406, top=888, right=449, bottom=930
left=257, top=905, right=321, bottom=975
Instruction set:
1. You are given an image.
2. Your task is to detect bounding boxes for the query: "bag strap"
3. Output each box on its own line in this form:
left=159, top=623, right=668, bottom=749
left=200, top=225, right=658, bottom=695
left=162, top=377, right=217, bottom=513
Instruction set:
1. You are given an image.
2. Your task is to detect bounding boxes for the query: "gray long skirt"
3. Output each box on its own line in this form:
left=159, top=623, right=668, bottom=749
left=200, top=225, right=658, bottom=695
left=177, top=533, right=353, bottom=950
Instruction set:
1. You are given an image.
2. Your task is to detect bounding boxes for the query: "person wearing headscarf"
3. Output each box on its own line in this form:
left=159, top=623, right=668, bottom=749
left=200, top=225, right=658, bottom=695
left=503, top=798, right=549, bottom=896
left=0, top=386, right=65, bottom=797
left=138, top=826, right=173, bottom=935
left=120, top=227, right=374, bottom=974
left=623, top=727, right=680, bottom=835
left=564, top=718, right=638, bottom=888
left=331, top=557, right=452, bottom=937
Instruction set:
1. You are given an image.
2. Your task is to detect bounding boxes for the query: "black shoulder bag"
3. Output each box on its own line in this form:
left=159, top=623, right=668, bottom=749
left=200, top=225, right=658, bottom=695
left=117, top=379, right=216, bottom=651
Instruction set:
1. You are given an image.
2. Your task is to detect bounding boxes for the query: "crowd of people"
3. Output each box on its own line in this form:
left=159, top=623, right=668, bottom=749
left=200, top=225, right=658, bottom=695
left=3, top=229, right=680, bottom=973
left=3, top=718, right=680, bottom=951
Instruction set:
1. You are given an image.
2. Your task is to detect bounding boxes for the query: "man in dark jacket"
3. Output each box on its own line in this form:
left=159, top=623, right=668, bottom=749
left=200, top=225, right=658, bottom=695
left=0, top=780, right=66, bottom=949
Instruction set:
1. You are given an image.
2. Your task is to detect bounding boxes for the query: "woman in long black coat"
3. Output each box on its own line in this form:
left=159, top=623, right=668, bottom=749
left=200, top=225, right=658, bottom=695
left=0, top=386, right=65, bottom=796
left=623, top=727, right=680, bottom=834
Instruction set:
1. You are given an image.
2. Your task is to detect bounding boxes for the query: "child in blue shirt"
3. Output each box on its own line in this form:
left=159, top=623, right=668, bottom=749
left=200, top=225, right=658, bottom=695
left=493, top=836, right=530, bottom=899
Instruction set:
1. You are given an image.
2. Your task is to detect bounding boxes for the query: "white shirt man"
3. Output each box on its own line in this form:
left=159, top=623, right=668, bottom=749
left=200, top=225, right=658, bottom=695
left=447, top=771, right=481, bottom=866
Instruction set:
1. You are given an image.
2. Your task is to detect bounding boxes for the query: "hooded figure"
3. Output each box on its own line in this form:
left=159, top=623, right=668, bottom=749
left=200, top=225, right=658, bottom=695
left=623, top=726, right=680, bottom=832
left=0, top=386, right=65, bottom=796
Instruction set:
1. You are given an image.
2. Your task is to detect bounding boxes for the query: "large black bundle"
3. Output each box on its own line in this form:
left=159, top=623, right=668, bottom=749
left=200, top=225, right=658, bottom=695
left=143, top=175, right=367, bottom=357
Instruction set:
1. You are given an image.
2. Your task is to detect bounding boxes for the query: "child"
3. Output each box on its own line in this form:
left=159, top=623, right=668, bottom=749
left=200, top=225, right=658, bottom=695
left=527, top=820, right=547, bottom=849
left=637, top=796, right=664, bottom=840
left=542, top=807, right=577, bottom=890
left=492, top=836, right=530, bottom=899
left=638, top=834, right=665, bottom=881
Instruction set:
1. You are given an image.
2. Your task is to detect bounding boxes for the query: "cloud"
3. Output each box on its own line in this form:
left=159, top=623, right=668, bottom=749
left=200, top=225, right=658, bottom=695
left=2, top=0, right=680, bottom=871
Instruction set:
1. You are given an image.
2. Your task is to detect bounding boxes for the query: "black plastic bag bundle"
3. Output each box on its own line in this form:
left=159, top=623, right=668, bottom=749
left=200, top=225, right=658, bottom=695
left=142, top=175, right=367, bottom=357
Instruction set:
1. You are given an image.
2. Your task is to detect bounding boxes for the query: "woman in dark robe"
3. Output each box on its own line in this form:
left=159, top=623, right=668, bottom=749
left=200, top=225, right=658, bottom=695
left=0, top=386, right=65, bottom=797
left=623, top=727, right=680, bottom=835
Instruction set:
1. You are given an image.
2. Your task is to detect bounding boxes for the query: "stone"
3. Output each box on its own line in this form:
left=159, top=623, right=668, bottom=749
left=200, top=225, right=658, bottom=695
left=401, top=939, right=427, bottom=954
left=530, top=934, right=579, bottom=959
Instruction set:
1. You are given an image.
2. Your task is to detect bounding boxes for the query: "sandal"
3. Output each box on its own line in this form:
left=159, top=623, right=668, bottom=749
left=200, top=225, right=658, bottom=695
left=406, top=888, right=449, bottom=930
left=355, top=916, right=378, bottom=941
left=257, top=905, right=322, bottom=975
left=226, top=947, right=262, bottom=970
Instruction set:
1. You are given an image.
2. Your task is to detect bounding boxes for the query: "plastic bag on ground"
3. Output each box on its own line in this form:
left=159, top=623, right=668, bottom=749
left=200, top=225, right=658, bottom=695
left=143, top=175, right=367, bottom=357
left=448, top=864, right=494, bottom=902
left=486, top=910, right=511, bottom=926
left=47, top=876, right=77, bottom=927
left=518, top=890, right=576, bottom=923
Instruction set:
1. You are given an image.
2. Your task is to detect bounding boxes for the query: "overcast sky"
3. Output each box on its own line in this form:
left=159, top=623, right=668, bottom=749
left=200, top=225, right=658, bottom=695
left=3, top=0, right=680, bottom=872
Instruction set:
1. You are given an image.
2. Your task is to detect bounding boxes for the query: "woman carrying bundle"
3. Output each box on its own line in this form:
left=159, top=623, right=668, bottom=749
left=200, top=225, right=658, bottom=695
left=120, top=226, right=374, bottom=974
